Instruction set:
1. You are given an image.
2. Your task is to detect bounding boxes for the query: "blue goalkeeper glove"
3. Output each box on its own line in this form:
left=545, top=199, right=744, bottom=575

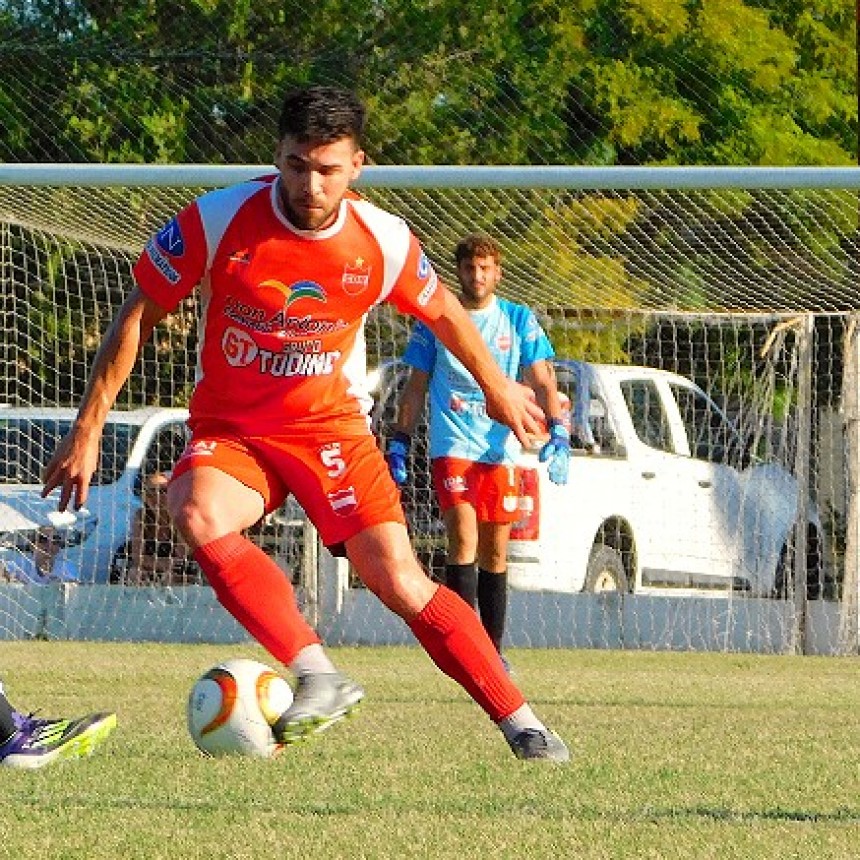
left=385, top=431, right=411, bottom=486
left=538, top=420, right=571, bottom=486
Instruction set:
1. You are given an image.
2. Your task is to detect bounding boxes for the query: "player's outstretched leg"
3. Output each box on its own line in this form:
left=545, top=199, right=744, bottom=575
left=409, top=585, right=570, bottom=764
left=0, top=711, right=117, bottom=769
left=272, top=673, right=365, bottom=744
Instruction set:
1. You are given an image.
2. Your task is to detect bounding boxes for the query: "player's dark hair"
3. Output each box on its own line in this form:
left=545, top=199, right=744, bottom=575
left=277, top=85, right=367, bottom=147
left=455, top=233, right=502, bottom=264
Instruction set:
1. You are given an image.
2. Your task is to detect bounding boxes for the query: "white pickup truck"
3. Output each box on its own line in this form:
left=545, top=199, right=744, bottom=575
left=371, top=358, right=827, bottom=600
left=507, top=360, right=827, bottom=599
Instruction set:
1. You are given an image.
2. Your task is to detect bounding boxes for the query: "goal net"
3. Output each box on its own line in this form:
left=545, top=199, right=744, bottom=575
left=1, top=165, right=858, bottom=655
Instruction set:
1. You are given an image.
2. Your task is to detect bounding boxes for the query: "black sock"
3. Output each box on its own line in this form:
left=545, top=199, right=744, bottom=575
left=478, top=567, right=508, bottom=652
left=445, top=562, right=477, bottom=608
left=0, top=691, right=17, bottom=743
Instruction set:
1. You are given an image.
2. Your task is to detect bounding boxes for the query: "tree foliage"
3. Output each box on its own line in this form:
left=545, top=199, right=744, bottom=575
left=0, top=0, right=854, bottom=165
left=0, top=0, right=857, bottom=403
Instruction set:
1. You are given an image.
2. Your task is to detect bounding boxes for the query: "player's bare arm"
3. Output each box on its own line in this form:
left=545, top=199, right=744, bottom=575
left=42, top=287, right=168, bottom=511
left=393, top=369, right=430, bottom=435
left=425, top=290, right=544, bottom=447
left=523, top=358, right=564, bottom=426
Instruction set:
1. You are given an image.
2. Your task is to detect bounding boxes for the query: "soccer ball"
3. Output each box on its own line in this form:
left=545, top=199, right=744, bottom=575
left=187, top=658, right=293, bottom=758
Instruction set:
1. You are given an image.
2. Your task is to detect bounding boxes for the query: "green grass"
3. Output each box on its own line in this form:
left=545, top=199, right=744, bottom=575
left=1, top=642, right=859, bottom=860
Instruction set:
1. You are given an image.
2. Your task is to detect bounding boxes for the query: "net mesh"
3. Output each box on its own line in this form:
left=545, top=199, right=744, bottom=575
left=0, top=167, right=858, bottom=654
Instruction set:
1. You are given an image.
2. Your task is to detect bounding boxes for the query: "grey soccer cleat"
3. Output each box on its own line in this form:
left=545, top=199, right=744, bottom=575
left=272, top=673, right=364, bottom=744
left=507, top=728, right=570, bottom=763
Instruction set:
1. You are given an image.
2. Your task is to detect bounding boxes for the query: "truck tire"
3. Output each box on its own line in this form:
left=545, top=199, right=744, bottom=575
left=584, top=545, right=629, bottom=593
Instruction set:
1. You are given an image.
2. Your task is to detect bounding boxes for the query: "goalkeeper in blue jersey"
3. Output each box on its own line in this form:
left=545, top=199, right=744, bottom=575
left=387, top=233, right=570, bottom=668
left=0, top=677, right=116, bottom=769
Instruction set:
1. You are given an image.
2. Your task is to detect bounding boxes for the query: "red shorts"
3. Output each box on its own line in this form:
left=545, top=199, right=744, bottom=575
left=431, top=457, right=520, bottom=523
left=171, top=423, right=405, bottom=551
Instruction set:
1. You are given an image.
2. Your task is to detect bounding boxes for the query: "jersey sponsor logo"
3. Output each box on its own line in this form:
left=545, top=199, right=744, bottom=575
left=416, top=270, right=438, bottom=307
left=222, top=326, right=260, bottom=367
left=279, top=315, right=347, bottom=338
left=177, top=440, right=218, bottom=463
left=283, top=338, right=322, bottom=352
left=144, top=238, right=180, bottom=284
left=342, top=257, right=371, bottom=295
left=224, top=295, right=347, bottom=338
left=156, top=217, right=185, bottom=257
left=258, top=349, right=340, bottom=377
left=221, top=326, right=340, bottom=377
left=229, top=249, right=251, bottom=264
left=328, top=486, right=357, bottom=516
left=449, top=394, right=487, bottom=417
left=260, top=279, right=327, bottom=309
left=443, top=475, right=467, bottom=493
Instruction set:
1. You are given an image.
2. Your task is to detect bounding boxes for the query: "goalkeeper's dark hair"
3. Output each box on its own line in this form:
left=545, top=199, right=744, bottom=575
left=278, top=85, right=367, bottom=147
left=454, top=233, right=502, bottom=264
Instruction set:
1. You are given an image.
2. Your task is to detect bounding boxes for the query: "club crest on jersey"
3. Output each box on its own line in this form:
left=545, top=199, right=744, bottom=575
left=417, top=253, right=430, bottom=279
left=260, top=279, right=327, bottom=309
left=328, top=486, right=357, bottom=517
left=342, top=257, right=371, bottom=296
left=496, top=334, right=512, bottom=351
left=156, top=217, right=185, bottom=257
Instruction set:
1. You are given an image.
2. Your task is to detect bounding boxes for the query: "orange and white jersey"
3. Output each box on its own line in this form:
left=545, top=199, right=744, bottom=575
left=134, top=175, right=446, bottom=435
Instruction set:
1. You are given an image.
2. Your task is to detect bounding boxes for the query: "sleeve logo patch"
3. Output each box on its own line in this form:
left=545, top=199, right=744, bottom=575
left=417, top=270, right=438, bottom=307
left=156, top=217, right=185, bottom=257
left=144, top=238, right=180, bottom=284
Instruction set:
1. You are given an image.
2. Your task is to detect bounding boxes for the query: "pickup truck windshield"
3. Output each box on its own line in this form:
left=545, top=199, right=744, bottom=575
left=0, top=418, right=137, bottom=485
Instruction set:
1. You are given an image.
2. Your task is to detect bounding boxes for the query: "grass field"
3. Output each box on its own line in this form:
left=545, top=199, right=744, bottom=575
left=1, top=641, right=858, bottom=860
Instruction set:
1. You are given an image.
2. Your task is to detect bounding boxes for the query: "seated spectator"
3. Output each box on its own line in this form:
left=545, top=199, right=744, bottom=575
left=113, top=471, right=200, bottom=586
left=0, top=528, right=79, bottom=584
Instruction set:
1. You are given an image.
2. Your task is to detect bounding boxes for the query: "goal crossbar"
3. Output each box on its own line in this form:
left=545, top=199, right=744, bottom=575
left=1, top=163, right=859, bottom=190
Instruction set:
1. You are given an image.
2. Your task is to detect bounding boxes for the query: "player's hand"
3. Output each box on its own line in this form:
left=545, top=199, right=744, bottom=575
left=485, top=380, right=544, bottom=450
left=385, top=432, right=411, bottom=486
left=41, top=425, right=101, bottom=511
left=538, top=420, right=571, bottom=486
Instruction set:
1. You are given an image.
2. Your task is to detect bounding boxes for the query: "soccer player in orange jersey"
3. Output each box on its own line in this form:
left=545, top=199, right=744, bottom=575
left=42, top=86, right=568, bottom=762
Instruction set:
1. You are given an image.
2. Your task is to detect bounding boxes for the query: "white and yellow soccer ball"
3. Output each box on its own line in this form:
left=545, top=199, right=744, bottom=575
left=187, top=658, right=293, bottom=758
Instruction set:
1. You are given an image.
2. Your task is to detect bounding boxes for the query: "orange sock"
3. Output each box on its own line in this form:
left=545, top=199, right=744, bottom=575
left=408, top=586, right=525, bottom=722
left=194, top=533, right=320, bottom=665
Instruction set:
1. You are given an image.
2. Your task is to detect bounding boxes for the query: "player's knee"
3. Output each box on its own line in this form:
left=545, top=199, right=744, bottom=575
left=165, top=493, right=220, bottom=547
left=358, top=557, right=433, bottom=617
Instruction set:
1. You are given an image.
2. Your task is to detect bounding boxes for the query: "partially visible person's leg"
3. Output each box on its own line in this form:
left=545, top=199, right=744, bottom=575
left=169, top=459, right=363, bottom=742
left=443, top=503, right=478, bottom=607
left=476, top=520, right=512, bottom=654
left=348, top=521, right=568, bottom=762
left=0, top=684, right=16, bottom=742
left=0, top=683, right=116, bottom=769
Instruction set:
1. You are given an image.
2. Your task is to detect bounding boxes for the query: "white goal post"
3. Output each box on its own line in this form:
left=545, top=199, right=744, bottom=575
left=0, top=163, right=858, bottom=656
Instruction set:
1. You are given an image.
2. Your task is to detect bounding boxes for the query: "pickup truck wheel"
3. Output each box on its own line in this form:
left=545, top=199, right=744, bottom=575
left=584, top=545, right=629, bottom=593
